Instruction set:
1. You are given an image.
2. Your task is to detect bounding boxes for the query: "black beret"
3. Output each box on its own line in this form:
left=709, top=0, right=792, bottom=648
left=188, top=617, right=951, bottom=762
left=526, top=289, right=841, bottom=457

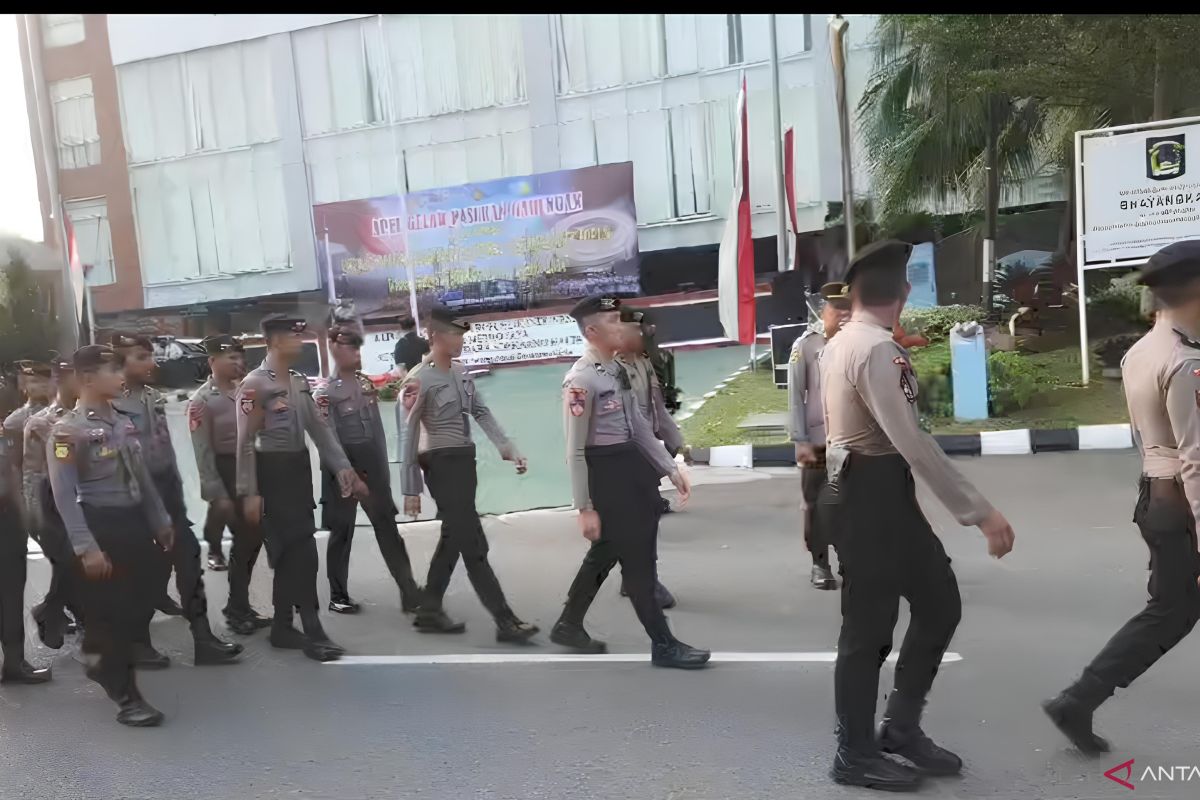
left=261, top=314, right=308, bottom=336
left=569, top=295, right=621, bottom=322
left=427, top=305, right=471, bottom=333
left=329, top=325, right=365, bottom=347
left=1137, top=240, right=1200, bottom=287
left=50, top=354, right=73, bottom=377
left=73, top=345, right=119, bottom=372
left=844, top=239, right=913, bottom=285
left=15, top=360, right=52, bottom=377
left=201, top=334, right=244, bottom=356
left=111, top=331, right=154, bottom=351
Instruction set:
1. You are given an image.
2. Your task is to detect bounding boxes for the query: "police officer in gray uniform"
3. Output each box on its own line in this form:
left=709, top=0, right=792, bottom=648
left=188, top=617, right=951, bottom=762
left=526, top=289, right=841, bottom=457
left=397, top=305, right=537, bottom=641
left=550, top=296, right=709, bottom=669
left=236, top=315, right=368, bottom=662
left=48, top=345, right=171, bottom=725
left=316, top=323, right=422, bottom=615
left=112, top=332, right=242, bottom=668
left=188, top=334, right=270, bottom=635
left=788, top=282, right=851, bottom=590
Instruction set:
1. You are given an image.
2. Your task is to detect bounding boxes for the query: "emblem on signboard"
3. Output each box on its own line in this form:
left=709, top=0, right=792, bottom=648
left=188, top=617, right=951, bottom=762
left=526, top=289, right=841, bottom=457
left=1147, top=135, right=1185, bottom=181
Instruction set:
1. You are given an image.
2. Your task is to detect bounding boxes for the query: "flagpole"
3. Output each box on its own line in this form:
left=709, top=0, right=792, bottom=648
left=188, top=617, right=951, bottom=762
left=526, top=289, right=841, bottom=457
left=829, top=15, right=856, bottom=261
left=769, top=14, right=788, bottom=273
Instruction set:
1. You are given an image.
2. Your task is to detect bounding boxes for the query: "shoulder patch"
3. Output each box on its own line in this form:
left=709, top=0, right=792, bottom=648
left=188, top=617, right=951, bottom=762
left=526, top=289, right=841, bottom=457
left=239, top=388, right=257, bottom=415
left=567, top=387, right=587, bottom=417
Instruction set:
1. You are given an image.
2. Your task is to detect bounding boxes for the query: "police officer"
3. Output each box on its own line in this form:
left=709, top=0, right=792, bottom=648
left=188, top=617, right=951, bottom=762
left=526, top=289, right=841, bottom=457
left=236, top=314, right=367, bottom=662
left=820, top=240, right=1015, bottom=790
left=25, top=355, right=84, bottom=649
left=188, top=335, right=271, bottom=636
left=397, top=305, right=537, bottom=640
left=316, top=323, right=422, bottom=615
left=1043, top=241, right=1200, bottom=754
left=47, top=345, right=171, bottom=725
left=112, top=332, right=242, bottom=667
left=788, top=282, right=851, bottom=590
left=392, top=315, right=430, bottom=373
left=0, top=360, right=53, bottom=684
left=550, top=296, right=709, bottom=668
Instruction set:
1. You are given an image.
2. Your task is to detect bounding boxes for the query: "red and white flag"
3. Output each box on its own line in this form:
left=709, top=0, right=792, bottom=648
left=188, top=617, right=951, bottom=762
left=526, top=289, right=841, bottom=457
left=61, top=202, right=86, bottom=326
left=783, top=127, right=799, bottom=272
left=718, top=76, right=756, bottom=345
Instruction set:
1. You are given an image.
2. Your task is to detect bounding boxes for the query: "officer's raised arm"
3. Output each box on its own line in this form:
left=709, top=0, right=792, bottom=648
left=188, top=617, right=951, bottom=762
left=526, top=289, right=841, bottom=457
left=188, top=392, right=227, bottom=503
left=396, top=370, right=426, bottom=497
left=563, top=371, right=594, bottom=511
left=46, top=426, right=98, bottom=555
left=234, top=374, right=265, bottom=498
left=858, top=341, right=994, bottom=526
left=1165, top=359, right=1200, bottom=532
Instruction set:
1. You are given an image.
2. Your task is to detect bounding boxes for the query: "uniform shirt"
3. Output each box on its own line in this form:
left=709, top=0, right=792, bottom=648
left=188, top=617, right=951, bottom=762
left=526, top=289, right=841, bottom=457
left=188, top=377, right=239, bottom=503
left=788, top=330, right=827, bottom=446
left=1123, top=318, right=1200, bottom=529
left=314, top=371, right=386, bottom=447
left=22, top=401, right=70, bottom=522
left=617, top=352, right=684, bottom=455
left=563, top=347, right=679, bottom=511
left=113, top=385, right=177, bottom=475
left=820, top=311, right=993, bottom=526
left=234, top=356, right=352, bottom=497
left=396, top=360, right=517, bottom=496
left=4, top=401, right=47, bottom=479
left=46, top=402, right=172, bottom=554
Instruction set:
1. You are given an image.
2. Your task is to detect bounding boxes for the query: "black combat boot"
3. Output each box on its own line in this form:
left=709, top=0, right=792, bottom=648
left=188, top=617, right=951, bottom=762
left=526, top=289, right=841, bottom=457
left=192, top=617, right=243, bottom=664
left=225, top=606, right=272, bottom=635
left=328, top=596, right=361, bottom=614
left=132, top=642, right=171, bottom=670
left=650, top=636, right=711, bottom=670
left=830, top=718, right=923, bottom=792
left=811, top=563, right=837, bottom=590
left=878, top=692, right=962, bottom=776
left=496, top=616, right=540, bottom=644
left=550, top=619, right=608, bottom=653
left=414, top=607, right=467, bottom=634
left=116, top=670, right=164, bottom=728
left=32, top=601, right=68, bottom=650
left=400, top=582, right=424, bottom=615
left=0, top=646, right=52, bottom=684
left=299, top=607, right=344, bottom=662
left=1042, top=675, right=1112, bottom=756
left=207, top=550, right=228, bottom=572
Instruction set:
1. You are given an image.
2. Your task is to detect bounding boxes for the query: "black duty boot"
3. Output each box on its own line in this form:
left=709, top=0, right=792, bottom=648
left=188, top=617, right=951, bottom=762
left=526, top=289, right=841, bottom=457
left=32, top=601, right=68, bottom=650
left=401, top=583, right=424, bottom=615
left=811, top=564, right=837, bottom=590
left=116, top=679, right=164, bottom=728
left=192, top=617, right=243, bottom=664
left=550, top=620, right=607, bottom=653
left=207, top=550, right=228, bottom=572
left=414, top=609, right=466, bottom=634
left=328, top=596, right=361, bottom=615
left=1, top=647, right=53, bottom=684
left=878, top=692, right=962, bottom=776
left=298, top=609, right=344, bottom=662
left=225, top=607, right=273, bottom=635
left=1042, top=691, right=1111, bottom=755
left=651, top=638, right=711, bottom=670
left=830, top=747, right=923, bottom=792
left=496, top=617, right=540, bottom=644
left=132, top=642, right=171, bottom=670
left=156, top=597, right=184, bottom=617
left=270, top=622, right=308, bottom=650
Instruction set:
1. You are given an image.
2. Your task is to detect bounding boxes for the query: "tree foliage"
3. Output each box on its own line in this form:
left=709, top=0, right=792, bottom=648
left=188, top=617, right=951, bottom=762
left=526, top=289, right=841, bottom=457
left=0, top=248, right=60, bottom=370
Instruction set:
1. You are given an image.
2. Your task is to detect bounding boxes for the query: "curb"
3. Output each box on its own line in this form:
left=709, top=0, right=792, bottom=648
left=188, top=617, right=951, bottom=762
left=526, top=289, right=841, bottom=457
left=688, top=424, right=1134, bottom=466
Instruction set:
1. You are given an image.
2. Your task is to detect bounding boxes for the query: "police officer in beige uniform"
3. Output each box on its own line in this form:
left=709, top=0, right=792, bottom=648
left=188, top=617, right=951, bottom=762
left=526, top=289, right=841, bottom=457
left=48, top=345, right=172, bottom=725
left=397, top=306, right=537, bottom=641
left=188, top=334, right=271, bottom=635
left=550, top=296, right=709, bottom=668
left=113, top=332, right=242, bottom=668
left=25, top=355, right=84, bottom=649
left=820, top=241, right=1014, bottom=791
left=236, top=315, right=367, bottom=662
left=1044, top=241, right=1200, bottom=755
left=315, top=323, right=421, bottom=615
left=788, top=282, right=851, bottom=590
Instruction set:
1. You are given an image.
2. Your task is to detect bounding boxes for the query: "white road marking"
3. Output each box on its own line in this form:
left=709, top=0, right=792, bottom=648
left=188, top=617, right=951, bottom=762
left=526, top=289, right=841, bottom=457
left=329, top=651, right=963, bottom=666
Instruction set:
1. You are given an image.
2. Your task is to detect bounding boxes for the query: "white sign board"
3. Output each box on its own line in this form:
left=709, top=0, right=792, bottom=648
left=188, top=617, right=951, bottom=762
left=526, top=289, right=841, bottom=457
left=1078, top=117, right=1200, bottom=268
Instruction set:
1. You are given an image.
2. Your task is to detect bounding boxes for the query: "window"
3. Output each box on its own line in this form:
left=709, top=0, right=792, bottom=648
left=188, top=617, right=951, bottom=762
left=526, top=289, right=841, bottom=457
left=665, top=15, right=811, bottom=73
left=42, top=14, right=85, bottom=48
left=552, top=14, right=666, bottom=94
left=50, top=76, right=100, bottom=169
left=65, top=198, right=115, bottom=287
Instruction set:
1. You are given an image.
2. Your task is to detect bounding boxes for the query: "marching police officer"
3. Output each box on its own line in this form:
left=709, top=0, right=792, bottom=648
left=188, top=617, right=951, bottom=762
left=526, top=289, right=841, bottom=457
left=0, top=360, right=53, bottom=684
left=236, top=315, right=367, bottom=662
left=112, top=332, right=242, bottom=667
left=788, top=282, right=851, bottom=590
left=188, top=334, right=271, bottom=635
left=1043, top=241, right=1200, bottom=754
left=820, top=240, right=1014, bottom=790
left=316, top=323, right=422, bottom=615
left=25, top=355, right=84, bottom=649
left=396, top=305, right=537, bottom=640
left=550, top=296, right=709, bottom=668
left=47, top=345, right=171, bottom=725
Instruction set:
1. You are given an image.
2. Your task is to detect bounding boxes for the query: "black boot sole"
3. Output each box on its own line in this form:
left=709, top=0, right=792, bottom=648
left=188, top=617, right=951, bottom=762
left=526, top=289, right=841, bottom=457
left=1041, top=698, right=1111, bottom=755
left=830, top=768, right=923, bottom=792
left=651, top=658, right=711, bottom=670
left=549, top=633, right=607, bottom=654
left=117, top=710, right=165, bottom=727
left=194, top=649, right=242, bottom=666
left=303, top=643, right=343, bottom=662
left=496, top=626, right=540, bottom=644
left=414, top=619, right=467, bottom=634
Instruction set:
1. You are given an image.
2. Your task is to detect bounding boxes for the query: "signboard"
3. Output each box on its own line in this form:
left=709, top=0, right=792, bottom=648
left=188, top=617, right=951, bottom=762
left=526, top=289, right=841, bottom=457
left=313, top=162, right=642, bottom=318
left=1078, top=117, right=1200, bottom=268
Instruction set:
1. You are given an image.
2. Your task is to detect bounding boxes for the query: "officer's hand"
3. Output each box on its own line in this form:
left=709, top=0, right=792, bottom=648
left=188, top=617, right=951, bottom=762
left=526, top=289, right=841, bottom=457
left=244, top=495, right=263, bottom=525
left=350, top=475, right=370, bottom=502
left=214, top=497, right=235, bottom=520
left=794, top=443, right=818, bottom=467
left=578, top=509, right=601, bottom=541
left=669, top=468, right=691, bottom=508
left=80, top=549, right=112, bottom=581
left=978, top=509, right=1015, bottom=558
left=513, top=456, right=528, bottom=475
left=404, top=495, right=421, bottom=518
left=155, top=525, right=175, bottom=553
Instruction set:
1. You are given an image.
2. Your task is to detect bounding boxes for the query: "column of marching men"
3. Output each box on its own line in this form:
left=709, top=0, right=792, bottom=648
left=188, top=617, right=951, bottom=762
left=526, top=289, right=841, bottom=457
left=1, top=240, right=1197, bottom=795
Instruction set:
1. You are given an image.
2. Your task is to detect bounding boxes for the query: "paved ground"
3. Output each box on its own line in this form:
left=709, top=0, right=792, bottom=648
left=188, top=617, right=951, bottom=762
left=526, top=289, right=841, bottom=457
left=4, top=451, right=1200, bottom=800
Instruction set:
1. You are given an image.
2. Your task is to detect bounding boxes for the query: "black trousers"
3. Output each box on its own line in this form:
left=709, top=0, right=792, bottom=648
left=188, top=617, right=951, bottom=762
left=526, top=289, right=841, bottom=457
left=205, top=455, right=263, bottom=616
left=78, top=505, right=159, bottom=699
left=258, top=451, right=320, bottom=616
left=826, top=454, right=962, bottom=751
left=562, top=442, right=671, bottom=642
left=150, top=469, right=208, bottom=629
left=801, top=448, right=831, bottom=565
left=0, top=496, right=27, bottom=651
left=322, top=441, right=416, bottom=601
left=1069, top=478, right=1200, bottom=706
left=420, top=446, right=513, bottom=623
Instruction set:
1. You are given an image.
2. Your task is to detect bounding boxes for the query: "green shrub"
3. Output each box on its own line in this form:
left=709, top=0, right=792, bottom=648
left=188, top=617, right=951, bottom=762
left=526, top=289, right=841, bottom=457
left=900, top=305, right=986, bottom=342
left=987, top=350, right=1040, bottom=415
left=1088, top=280, right=1143, bottom=326
left=910, top=342, right=1043, bottom=418
left=909, top=342, right=953, bottom=418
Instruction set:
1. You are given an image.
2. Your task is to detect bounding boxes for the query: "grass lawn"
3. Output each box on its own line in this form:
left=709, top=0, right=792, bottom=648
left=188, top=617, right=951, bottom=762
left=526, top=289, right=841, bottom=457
left=680, top=342, right=1130, bottom=448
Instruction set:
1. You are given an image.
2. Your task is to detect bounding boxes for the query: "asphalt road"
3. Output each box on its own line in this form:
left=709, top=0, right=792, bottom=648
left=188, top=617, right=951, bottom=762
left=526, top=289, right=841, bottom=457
left=4, top=451, right=1199, bottom=800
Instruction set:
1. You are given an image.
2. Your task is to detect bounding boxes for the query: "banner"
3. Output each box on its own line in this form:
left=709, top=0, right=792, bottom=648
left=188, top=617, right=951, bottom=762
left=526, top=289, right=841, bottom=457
left=717, top=76, right=756, bottom=345
left=1079, top=119, right=1200, bottom=267
left=313, top=163, right=641, bottom=317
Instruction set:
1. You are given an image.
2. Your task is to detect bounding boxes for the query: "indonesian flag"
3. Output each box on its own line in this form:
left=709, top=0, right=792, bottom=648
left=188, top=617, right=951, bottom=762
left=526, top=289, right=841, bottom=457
left=783, top=127, right=799, bottom=272
left=62, top=204, right=86, bottom=326
left=718, top=76, right=756, bottom=345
